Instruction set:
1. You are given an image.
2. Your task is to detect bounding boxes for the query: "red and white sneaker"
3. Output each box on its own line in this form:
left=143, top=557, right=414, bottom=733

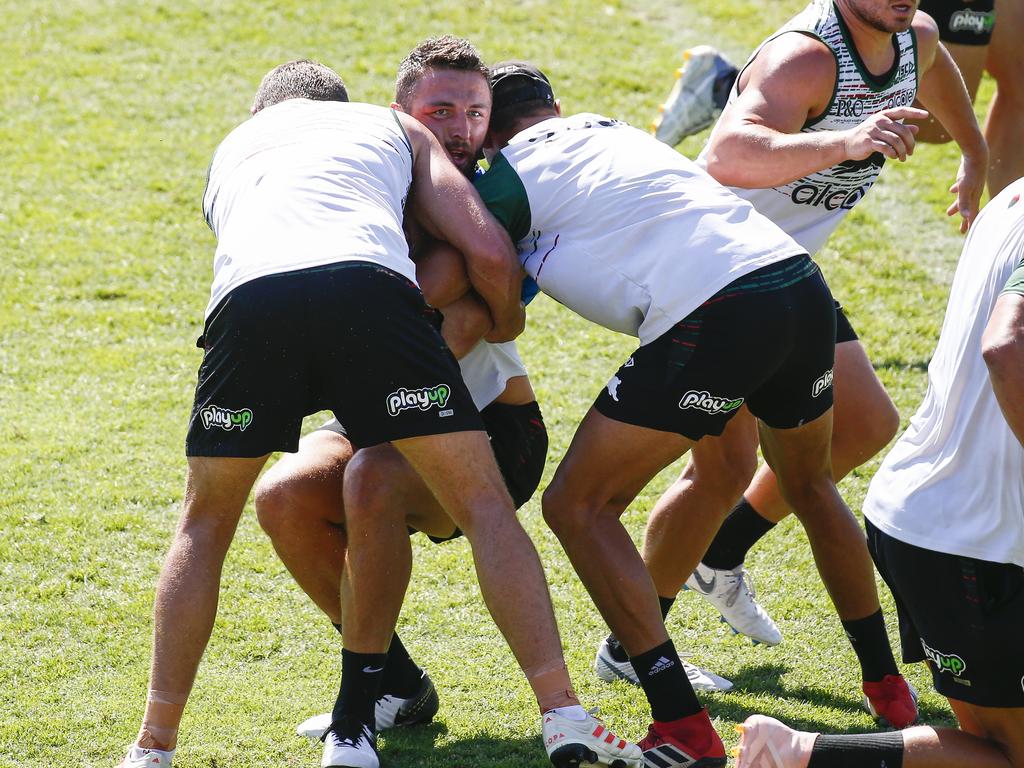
left=117, top=746, right=174, bottom=767
left=543, top=708, right=642, bottom=767
left=639, top=710, right=726, bottom=768
left=862, top=675, right=918, bottom=729
left=733, top=715, right=816, bottom=768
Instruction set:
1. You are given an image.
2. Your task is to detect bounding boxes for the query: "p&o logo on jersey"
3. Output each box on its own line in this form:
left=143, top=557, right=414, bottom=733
left=201, top=405, right=254, bottom=432
left=679, top=390, right=744, bottom=415
left=387, top=384, right=452, bottom=417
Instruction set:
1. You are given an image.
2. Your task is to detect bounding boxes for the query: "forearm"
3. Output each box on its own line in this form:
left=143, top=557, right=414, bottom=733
left=704, top=122, right=850, bottom=188
left=917, top=44, right=987, bottom=165
left=415, top=241, right=471, bottom=308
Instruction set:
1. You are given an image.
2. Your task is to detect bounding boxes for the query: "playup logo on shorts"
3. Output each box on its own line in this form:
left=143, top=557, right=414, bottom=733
left=200, top=405, right=254, bottom=432
left=921, top=640, right=966, bottom=677
left=387, top=384, right=451, bottom=417
left=678, top=390, right=744, bottom=415
left=812, top=368, right=834, bottom=398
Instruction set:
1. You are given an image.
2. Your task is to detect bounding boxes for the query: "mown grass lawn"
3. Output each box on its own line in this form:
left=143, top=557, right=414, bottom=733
left=0, top=1, right=992, bottom=766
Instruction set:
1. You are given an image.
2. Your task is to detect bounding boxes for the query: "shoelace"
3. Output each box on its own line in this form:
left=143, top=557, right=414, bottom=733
left=723, top=568, right=756, bottom=609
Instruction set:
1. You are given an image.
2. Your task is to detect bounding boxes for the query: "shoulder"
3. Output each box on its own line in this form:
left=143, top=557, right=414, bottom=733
left=911, top=10, right=940, bottom=66
left=743, top=32, right=837, bottom=95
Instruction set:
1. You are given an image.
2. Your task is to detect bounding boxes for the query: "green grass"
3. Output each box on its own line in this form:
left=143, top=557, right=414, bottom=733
left=0, top=0, right=995, bottom=766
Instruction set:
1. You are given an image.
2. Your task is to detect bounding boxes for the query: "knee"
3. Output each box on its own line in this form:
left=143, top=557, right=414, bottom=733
left=343, top=450, right=404, bottom=524
left=254, top=476, right=294, bottom=540
left=542, top=476, right=620, bottom=541
left=855, top=397, right=900, bottom=457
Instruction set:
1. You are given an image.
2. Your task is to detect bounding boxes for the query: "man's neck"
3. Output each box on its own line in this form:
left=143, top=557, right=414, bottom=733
left=834, top=0, right=899, bottom=70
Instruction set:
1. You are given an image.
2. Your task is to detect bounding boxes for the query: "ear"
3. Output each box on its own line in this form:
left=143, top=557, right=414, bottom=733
left=390, top=101, right=404, bottom=112
left=554, top=99, right=562, bottom=117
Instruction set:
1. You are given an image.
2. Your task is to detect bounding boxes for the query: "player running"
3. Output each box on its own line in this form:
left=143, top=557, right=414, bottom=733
left=736, top=176, right=1024, bottom=768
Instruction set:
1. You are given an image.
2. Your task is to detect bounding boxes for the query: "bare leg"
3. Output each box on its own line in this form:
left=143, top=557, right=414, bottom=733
left=255, top=430, right=352, bottom=623
left=757, top=411, right=879, bottom=620
left=543, top=408, right=693, bottom=656
left=138, top=455, right=268, bottom=749
left=391, top=429, right=576, bottom=708
left=984, top=0, right=1024, bottom=196
left=746, top=339, right=899, bottom=523
left=642, top=408, right=758, bottom=596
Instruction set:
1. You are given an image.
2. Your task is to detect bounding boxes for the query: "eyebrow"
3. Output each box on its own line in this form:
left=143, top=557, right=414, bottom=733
left=423, top=99, right=490, bottom=109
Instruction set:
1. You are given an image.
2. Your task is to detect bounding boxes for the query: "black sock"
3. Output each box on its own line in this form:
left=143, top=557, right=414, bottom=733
left=380, top=633, right=423, bottom=698
left=807, top=732, right=904, bottom=768
left=605, top=596, right=677, bottom=663
left=701, top=497, right=775, bottom=570
left=332, top=648, right=387, bottom=732
left=841, top=609, right=898, bottom=683
left=629, top=639, right=702, bottom=721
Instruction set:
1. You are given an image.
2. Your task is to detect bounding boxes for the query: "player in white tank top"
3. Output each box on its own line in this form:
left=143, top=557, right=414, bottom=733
left=639, top=5, right=989, bottom=713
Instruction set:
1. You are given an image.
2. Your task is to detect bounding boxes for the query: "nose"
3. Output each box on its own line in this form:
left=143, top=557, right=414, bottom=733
left=450, top=112, right=471, bottom=140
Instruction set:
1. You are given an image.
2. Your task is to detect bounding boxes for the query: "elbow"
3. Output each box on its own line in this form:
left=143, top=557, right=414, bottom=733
left=982, top=332, right=1023, bottom=381
left=703, top=148, right=758, bottom=188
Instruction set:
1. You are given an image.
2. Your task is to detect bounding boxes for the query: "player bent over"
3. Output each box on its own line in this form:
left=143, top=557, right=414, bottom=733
left=736, top=179, right=1024, bottom=768
left=117, top=59, right=640, bottom=768
left=473, top=61, right=886, bottom=768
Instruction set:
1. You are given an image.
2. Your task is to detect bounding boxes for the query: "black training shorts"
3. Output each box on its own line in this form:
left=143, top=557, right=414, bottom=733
left=920, top=0, right=995, bottom=45
left=595, top=254, right=836, bottom=440
left=835, top=302, right=858, bottom=344
left=185, top=262, right=482, bottom=457
left=867, top=520, right=1024, bottom=707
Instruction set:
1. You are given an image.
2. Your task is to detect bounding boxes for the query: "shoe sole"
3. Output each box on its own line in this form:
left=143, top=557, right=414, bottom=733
left=550, top=742, right=635, bottom=768
left=390, top=681, right=439, bottom=728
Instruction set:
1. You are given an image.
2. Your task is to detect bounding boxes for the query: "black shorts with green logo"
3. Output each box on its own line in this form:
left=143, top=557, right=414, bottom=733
left=595, top=254, right=836, bottom=440
left=920, top=0, right=995, bottom=45
left=867, top=519, right=1024, bottom=707
left=185, top=261, right=482, bottom=457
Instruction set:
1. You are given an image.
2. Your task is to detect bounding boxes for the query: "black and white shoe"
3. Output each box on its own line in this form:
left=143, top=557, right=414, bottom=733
left=299, top=672, right=439, bottom=740
left=321, top=720, right=378, bottom=768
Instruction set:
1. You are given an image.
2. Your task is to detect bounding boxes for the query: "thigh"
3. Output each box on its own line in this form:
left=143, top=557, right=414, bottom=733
left=949, top=699, right=1024, bottom=765
left=986, top=0, right=1024, bottom=83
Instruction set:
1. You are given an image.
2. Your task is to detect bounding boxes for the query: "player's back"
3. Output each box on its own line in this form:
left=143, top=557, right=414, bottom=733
left=484, top=113, right=805, bottom=344
left=202, top=100, right=415, bottom=317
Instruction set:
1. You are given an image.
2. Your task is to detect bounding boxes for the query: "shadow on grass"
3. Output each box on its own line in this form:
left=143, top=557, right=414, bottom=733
left=377, top=722, right=553, bottom=768
left=706, top=662, right=956, bottom=734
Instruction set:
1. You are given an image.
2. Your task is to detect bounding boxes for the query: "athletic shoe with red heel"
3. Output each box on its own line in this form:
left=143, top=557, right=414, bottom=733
left=639, top=709, right=726, bottom=768
left=733, top=715, right=816, bottom=768
left=862, top=674, right=918, bottom=729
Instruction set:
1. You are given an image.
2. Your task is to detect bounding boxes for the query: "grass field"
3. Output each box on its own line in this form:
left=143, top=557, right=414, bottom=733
left=0, top=1, right=995, bottom=766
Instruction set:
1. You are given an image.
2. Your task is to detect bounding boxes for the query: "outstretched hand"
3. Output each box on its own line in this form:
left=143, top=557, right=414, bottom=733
left=947, top=154, right=987, bottom=234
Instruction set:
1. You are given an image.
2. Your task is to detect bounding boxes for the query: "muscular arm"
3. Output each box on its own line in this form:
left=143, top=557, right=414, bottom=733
left=399, top=112, right=524, bottom=342
left=703, top=32, right=929, bottom=188
left=913, top=12, right=988, bottom=232
left=982, top=292, right=1024, bottom=446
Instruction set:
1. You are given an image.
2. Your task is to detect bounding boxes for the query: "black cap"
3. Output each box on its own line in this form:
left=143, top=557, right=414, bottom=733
left=489, top=61, right=555, bottom=112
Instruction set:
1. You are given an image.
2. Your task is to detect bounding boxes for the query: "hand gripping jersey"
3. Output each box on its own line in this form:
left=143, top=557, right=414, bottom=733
left=864, top=179, right=1024, bottom=567
left=202, top=100, right=415, bottom=318
left=698, top=0, right=918, bottom=255
left=476, top=113, right=806, bottom=345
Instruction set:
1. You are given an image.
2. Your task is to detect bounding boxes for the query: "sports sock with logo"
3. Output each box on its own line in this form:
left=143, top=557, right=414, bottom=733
left=333, top=648, right=387, bottom=732
left=604, top=596, right=676, bottom=663
left=701, top=497, right=776, bottom=570
left=629, top=639, right=701, bottom=721
left=840, top=609, right=898, bottom=682
left=807, top=732, right=904, bottom=768
left=381, top=633, right=423, bottom=698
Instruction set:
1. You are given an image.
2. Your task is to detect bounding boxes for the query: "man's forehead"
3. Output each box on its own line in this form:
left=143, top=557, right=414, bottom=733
left=411, top=67, right=491, bottom=105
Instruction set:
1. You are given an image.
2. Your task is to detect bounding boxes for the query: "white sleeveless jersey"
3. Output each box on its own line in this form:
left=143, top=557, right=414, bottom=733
left=202, top=100, right=415, bottom=318
left=476, top=114, right=806, bottom=345
left=458, top=340, right=529, bottom=410
left=864, top=179, right=1024, bottom=566
left=698, top=0, right=918, bottom=255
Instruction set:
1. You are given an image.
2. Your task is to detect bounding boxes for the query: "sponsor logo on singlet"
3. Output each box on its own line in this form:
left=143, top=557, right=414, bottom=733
left=679, top=390, right=744, bottom=415
left=921, top=640, right=967, bottom=677
left=949, top=9, right=995, bottom=35
left=790, top=182, right=870, bottom=210
left=201, top=405, right=253, bottom=431
left=812, top=369, right=834, bottom=398
left=386, top=384, right=451, bottom=417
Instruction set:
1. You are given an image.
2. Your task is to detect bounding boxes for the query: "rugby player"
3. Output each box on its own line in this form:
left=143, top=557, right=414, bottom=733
left=735, top=176, right=1024, bottom=768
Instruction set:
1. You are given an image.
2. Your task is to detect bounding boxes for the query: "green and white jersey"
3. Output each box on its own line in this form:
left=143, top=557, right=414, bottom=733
left=698, top=0, right=918, bottom=255
left=202, top=100, right=414, bottom=318
left=476, top=113, right=806, bottom=345
left=864, top=179, right=1024, bottom=567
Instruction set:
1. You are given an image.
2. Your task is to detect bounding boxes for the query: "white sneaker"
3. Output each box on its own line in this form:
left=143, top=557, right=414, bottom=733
left=651, top=45, right=738, bottom=146
left=543, top=709, right=642, bottom=768
left=594, top=638, right=733, bottom=693
left=321, top=722, right=378, bottom=768
left=298, top=672, right=440, bottom=740
left=118, top=746, right=174, bottom=768
left=686, top=563, right=782, bottom=646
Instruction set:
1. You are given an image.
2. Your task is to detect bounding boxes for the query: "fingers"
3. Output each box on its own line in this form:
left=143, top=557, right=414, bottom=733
left=882, top=106, right=930, bottom=123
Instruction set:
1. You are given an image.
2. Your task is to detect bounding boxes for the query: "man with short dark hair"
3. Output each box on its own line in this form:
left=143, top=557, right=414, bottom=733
left=475, top=60, right=863, bottom=768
